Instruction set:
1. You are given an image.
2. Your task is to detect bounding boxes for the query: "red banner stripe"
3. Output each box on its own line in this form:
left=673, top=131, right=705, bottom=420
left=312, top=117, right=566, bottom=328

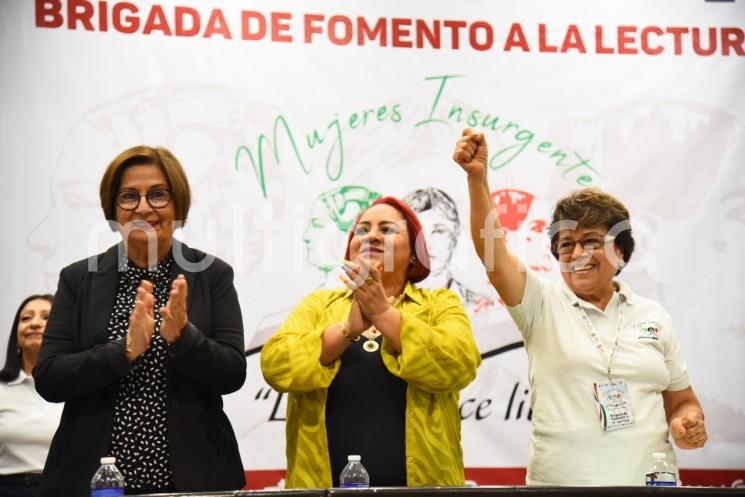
left=242, top=468, right=745, bottom=489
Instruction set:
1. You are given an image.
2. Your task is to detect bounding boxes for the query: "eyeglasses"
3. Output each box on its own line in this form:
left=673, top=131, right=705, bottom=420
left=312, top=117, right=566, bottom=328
left=115, top=188, right=172, bottom=211
left=354, top=223, right=405, bottom=237
left=555, top=234, right=615, bottom=256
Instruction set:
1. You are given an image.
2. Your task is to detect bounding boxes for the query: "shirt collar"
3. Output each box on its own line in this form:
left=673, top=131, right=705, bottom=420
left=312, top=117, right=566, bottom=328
left=402, top=281, right=423, bottom=305
left=558, top=277, right=635, bottom=309
left=119, top=251, right=174, bottom=275
left=7, top=369, right=31, bottom=386
left=614, top=279, right=635, bottom=305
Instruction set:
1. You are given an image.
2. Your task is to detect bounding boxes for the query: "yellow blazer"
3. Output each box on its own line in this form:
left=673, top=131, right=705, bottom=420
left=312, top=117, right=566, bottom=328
left=260, top=282, right=481, bottom=488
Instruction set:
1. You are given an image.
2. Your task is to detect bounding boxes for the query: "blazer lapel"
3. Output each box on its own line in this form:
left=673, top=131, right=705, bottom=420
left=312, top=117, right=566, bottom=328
left=170, top=239, right=196, bottom=311
left=88, top=244, right=121, bottom=346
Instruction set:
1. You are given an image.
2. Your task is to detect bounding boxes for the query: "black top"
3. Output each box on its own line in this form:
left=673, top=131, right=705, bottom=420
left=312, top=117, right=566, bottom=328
left=108, top=255, right=173, bottom=491
left=326, top=334, right=408, bottom=487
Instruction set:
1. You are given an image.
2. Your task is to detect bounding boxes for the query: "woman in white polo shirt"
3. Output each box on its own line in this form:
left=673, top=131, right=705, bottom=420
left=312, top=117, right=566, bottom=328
left=453, top=129, right=708, bottom=485
left=0, top=294, right=62, bottom=497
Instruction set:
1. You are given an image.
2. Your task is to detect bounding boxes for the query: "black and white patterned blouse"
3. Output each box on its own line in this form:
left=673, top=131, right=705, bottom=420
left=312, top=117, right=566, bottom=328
left=107, top=255, right=174, bottom=491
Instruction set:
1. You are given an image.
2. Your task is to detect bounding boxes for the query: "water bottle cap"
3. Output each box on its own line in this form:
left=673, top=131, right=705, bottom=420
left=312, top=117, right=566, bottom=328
left=100, top=456, right=116, bottom=464
left=347, top=455, right=361, bottom=462
left=652, top=452, right=666, bottom=459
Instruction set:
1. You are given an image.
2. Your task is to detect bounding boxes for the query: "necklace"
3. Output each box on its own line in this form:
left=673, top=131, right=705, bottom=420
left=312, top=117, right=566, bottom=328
left=361, top=294, right=404, bottom=353
left=362, top=333, right=381, bottom=353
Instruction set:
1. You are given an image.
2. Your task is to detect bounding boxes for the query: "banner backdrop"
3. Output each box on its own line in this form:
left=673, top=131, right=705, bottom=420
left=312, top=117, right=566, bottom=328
left=2, top=0, right=744, bottom=488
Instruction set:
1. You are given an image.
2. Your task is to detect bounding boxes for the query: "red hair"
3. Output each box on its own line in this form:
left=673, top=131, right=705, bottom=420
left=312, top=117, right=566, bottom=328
left=344, top=196, right=431, bottom=283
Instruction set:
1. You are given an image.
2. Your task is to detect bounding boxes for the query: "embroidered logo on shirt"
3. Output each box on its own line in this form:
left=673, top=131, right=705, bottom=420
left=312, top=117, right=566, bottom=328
left=636, top=321, right=661, bottom=340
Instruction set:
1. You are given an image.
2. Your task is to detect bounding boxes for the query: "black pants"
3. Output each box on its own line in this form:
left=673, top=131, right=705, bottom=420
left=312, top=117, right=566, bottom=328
left=0, top=474, right=42, bottom=497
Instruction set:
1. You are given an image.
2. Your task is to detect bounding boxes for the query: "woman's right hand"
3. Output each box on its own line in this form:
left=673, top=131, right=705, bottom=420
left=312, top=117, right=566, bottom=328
left=125, top=280, right=155, bottom=362
left=346, top=297, right=371, bottom=337
left=318, top=290, right=372, bottom=366
left=453, top=128, right=489, bottom=180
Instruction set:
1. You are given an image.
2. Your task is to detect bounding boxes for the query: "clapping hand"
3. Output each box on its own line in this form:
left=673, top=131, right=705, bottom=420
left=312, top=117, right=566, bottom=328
left=670, top=412, right=707, bottom=449
left=340, top=258, right=391, bottom=322
left=345, top=298, right=371, bottom=337
left=126, top=280, right=155, bottom=362
left=159, top=274, right=189, bottom=344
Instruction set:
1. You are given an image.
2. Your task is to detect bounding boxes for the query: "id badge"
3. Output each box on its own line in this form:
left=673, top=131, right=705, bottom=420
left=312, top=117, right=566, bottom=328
left=593, top=379, right=635, bottom=432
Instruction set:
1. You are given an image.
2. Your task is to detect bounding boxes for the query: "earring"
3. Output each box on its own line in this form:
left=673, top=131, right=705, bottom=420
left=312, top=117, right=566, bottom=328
left=16, top=347, right=21, bottom=355
left=410, top=256, right=416, bottom=263
left=619, top=260, right=626, bottom=268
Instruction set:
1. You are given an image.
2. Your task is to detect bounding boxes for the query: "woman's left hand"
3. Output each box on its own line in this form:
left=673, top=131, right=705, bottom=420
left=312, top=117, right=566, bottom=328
left=670, top=411, right=708, bottom=449
left=160, top=274, right=189, bottom=344
left=341, top=258, right=390, bottom=321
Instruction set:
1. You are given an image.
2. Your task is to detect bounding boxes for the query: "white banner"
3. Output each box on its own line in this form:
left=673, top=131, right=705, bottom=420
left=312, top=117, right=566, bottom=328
left=1, top=0, right=744, bottom=487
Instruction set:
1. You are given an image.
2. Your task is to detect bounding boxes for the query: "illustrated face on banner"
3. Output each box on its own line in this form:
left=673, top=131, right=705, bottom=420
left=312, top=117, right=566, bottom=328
left=417, top=208, right=457, bottom=276
left=28, top=131, right=115, bottom=290
left=402, top=187, right=498, bottom=316
left=491, top=189, right=553, bottom=273
left=26, top=85, right=283, bottom=291
left=303, top=200, right=345, bottom=274
left=302, top=185, right=381, bottom=285
left=551, top=100, right=738, bottom=222
left=402, top=187, right=459, bottom=278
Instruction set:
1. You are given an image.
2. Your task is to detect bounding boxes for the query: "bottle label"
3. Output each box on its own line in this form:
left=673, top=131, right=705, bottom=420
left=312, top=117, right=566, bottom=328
left=340, top=483, right=369, bottom=488
left=91, top=488, right=125, bottom=496
left=645, top=471, right=676, bottom=487
left=646, top=481, right=676, bottom=487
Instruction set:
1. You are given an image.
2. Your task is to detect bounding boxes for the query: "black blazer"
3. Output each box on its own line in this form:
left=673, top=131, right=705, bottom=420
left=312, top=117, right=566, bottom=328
left=35, top=242, right=246, bottom=497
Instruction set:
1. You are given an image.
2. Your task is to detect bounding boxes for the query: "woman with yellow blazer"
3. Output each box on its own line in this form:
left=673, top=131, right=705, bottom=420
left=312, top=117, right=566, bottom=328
left=261, top=196, right=481, bottom=488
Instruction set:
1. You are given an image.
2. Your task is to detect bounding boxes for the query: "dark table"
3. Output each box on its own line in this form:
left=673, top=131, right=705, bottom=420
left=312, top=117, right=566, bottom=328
left=138, top=486, right=745, bottom=497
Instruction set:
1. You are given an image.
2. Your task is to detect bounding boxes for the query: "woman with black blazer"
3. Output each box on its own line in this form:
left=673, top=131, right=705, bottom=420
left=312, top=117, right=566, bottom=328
left=34, top=146, right=246, bottom=497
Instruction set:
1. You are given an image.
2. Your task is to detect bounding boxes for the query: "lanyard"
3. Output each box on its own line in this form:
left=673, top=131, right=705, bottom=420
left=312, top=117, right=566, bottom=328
left=576, top=295, right=624, bottom=381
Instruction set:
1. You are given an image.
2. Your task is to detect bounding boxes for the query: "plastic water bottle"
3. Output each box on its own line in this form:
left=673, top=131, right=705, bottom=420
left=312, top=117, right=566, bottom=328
left=645, top=452, right=677, bottom=487
left=90, top=456, right=125, bottom=496
left=339, top=455, right=369, bottom=488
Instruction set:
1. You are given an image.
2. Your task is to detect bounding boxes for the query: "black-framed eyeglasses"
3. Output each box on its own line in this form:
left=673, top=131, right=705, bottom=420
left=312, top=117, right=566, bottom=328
left=555, top=234, right=615, bottom=256
left=115, top=188, right=172, bottom=211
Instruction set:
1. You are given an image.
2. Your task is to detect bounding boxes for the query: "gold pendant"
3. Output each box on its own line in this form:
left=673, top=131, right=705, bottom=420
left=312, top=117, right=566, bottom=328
left=363, top=339, right=379, bottom=353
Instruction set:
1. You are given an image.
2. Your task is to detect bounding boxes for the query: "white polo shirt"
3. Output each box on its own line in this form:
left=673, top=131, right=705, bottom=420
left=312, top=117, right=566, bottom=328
left=0, top=371, right=63, bottom=474
left=507, top=268, right=690, bottom=485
